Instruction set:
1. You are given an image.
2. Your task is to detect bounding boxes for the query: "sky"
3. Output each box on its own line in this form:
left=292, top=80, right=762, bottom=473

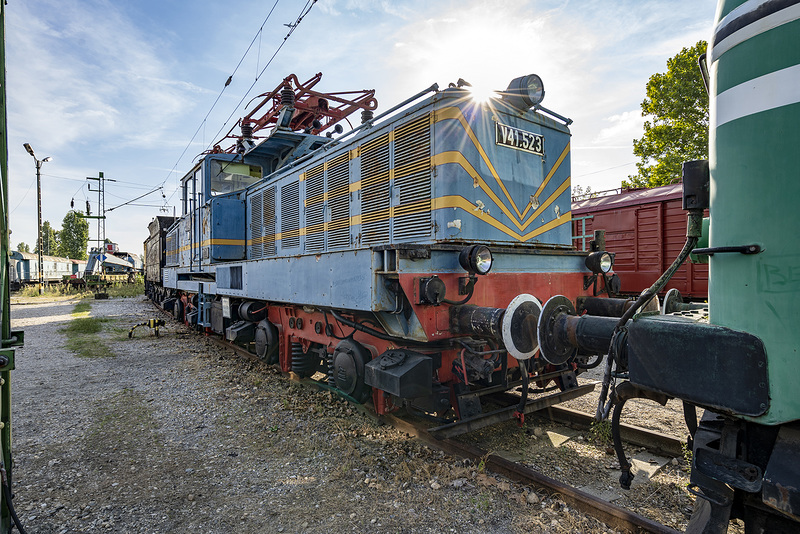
left=5, top=0, right=717, bottom=255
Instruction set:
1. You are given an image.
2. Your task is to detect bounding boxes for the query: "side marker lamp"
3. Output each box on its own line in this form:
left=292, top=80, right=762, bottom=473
left=459, top=245, right=493, bottom=275
left=585, top=251, right=613, bottom=274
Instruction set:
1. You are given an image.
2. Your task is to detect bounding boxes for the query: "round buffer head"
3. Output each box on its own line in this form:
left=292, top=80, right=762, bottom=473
left=661, top=288, right=683, bottom=315
left=501, top=294, right=542, bottom=360
left=537, top=295, right=578, bottom=366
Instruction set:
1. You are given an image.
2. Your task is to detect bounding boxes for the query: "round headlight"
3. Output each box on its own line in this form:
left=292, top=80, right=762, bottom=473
left=459, top=245, right=493, bottom=275
left=505, top=74, right=545, bottom=109
left=585, top=251, right=613, bottom=274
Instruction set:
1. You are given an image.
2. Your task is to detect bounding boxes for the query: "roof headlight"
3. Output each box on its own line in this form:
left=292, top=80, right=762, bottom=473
left=504, top=74, right=545, bottom=109
left=459, top=245, right=493, bottom=275
left=585, top=251, right=613, bottom=274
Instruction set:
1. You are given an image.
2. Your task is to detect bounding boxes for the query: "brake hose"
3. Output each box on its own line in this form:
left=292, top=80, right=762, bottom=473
left=595, top=209, right=703, bottom=421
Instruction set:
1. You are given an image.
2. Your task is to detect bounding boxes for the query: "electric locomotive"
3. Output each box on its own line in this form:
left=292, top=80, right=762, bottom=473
left=146, top=72, right=615, bottom=436
left=536, top=1, right=800, bottom=531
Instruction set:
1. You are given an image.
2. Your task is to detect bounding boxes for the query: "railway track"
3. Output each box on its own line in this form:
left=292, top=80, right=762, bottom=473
left=201, top=332, right=684, bottom=534
left=387, top=415, right=680, bottom=534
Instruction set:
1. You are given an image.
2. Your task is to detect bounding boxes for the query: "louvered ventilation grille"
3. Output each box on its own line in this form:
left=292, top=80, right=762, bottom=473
left=281, top=181, right=300, bottom=249
left=249, top=191, right=263, bottom=259
left=304, top=164, right=325, bottom=252
left=263, top=187, right=276, bottom=256
left=393, top=114, right=432, bottom=241
left=165, top=229, right=178, bottom=266
left=327, top=153, right=350, bottom=249
left=361, top=134, right=390, bottom=244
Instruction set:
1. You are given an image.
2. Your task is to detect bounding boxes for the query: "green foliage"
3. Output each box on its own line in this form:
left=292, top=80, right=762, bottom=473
left=588, top=419, right=613, bottom=446
left=682, top=441, right=693, bottom=466
left=19, top=284, right=64, bottom=298
left=16, top=242, right=30, bottom=253
left=58, top=210, right=90, bottom=260
left=625, top=41, right=708, bottom=189
left=572, top=184, right=596, bottom=200
left=34, top=221, right=60, bottom=256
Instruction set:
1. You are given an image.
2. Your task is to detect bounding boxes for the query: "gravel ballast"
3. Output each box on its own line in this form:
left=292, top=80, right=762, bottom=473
left=12, top=296, right=635, bottom=533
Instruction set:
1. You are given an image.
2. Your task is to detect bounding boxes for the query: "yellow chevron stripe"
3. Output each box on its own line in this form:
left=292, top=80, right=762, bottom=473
left=434, top=106, right=570, bottom=224
left=435, top=106, right=523, bottom=219
left=432, top=195, right=571, bottom=241
left=433, top=151, right=524, bottom=231
left=521, top=142, right=570, bottom=219
left=521, top=177, right=571, bottom=229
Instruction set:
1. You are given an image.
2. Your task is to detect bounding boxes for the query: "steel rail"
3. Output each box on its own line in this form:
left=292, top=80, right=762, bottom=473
left=490, top=392, right=685, bottom=458
left=537, top=405, right=685, bottom=458
left=386, top=414, right=680, bottom=534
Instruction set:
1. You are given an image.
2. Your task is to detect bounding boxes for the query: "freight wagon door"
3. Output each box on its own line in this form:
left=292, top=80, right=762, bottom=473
left=592, top=206, right=662, bottom=293
left=209, top=198, right=245, bottom=261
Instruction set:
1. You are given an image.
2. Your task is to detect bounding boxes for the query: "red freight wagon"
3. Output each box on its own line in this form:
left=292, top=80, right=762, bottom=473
left=572, top=184, right=708, bottom=300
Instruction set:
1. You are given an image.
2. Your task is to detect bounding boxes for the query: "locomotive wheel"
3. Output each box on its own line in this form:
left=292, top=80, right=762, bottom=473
left=332, top=339, right=372, bottom=404
left=173, top=298, right=183, bottom=321
left=254, top=320, right=279, bottom=364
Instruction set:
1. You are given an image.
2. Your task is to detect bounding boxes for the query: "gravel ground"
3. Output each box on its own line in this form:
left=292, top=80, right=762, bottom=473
left=10, top=295, right=627, bottom=534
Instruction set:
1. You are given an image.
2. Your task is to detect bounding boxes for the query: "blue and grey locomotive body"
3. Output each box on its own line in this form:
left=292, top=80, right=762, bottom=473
left=148, top=74, right=613, bottom=432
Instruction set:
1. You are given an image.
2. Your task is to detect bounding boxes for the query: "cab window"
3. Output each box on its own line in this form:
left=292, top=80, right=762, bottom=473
left=209, top=160, right=261, bottom=195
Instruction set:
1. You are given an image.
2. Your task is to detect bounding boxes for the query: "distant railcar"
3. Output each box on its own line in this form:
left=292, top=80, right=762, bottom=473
left=9, top=251, right=76, bottom=287
left=572, top=184, right=709, bottom=300
left=144, top=216, right=176, bottom=300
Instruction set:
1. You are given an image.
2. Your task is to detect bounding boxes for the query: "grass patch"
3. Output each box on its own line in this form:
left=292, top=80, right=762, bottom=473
left=61, top=316, right=115, bottom=358
left=106, top=281, right=144, bottom=298
left=18, top=285, right=67, bottom=298
left=63, top=316, right=110, bottom=335
left=72, top=300, right=92, bottom=317
left=15, top=279, right=144, bottom=300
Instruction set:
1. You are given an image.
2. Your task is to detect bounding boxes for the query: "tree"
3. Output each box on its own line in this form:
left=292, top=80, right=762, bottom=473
left=16, top=242, right=30, bottom=253
left=34, top=221, right=59, bottom=256
left=572, top=184, right=596, bottom=201
left=624, top=41, right=708, bottom=188
left=58, top=211, right=90, bottom=260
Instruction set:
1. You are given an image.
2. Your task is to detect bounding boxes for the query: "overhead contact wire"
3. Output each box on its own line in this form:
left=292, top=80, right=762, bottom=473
left=160, top=0, right=283, bottom=204
left=202, top=0, right=318, bottom=154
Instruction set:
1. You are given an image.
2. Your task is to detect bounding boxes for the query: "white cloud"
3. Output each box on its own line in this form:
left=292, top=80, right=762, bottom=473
left=7, top=1, right=208, bottom=152
left=592, top=110, right=646, bottom=146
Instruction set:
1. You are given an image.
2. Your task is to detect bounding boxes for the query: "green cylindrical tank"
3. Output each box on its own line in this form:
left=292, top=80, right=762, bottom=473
left=709, top=1, right=800, bottom=424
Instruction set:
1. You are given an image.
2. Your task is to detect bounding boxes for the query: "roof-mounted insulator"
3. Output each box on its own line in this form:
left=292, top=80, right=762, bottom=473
left=361, top=109, right=374, bottom=124
left=241, top=124, right=254, bottom=139
left=281, top=85, right=295, bottom=107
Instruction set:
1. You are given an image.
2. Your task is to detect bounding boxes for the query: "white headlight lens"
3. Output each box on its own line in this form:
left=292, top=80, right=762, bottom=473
left=585, top=251, right=614, bottom=274
left=473, top=246, right=493, bottom=274
left=459, top=245, right=493, bottom=275
left=505, top=74, right=545, bottom=109
left=599, top=252, right=613, bottom=273
left=523, top=75, right=545, bottom=107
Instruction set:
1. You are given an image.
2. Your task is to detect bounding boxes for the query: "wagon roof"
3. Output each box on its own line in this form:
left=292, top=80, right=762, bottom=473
left=11, top=251, right=76, bottom=263
left=572, top=183, right=682, bottom=214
